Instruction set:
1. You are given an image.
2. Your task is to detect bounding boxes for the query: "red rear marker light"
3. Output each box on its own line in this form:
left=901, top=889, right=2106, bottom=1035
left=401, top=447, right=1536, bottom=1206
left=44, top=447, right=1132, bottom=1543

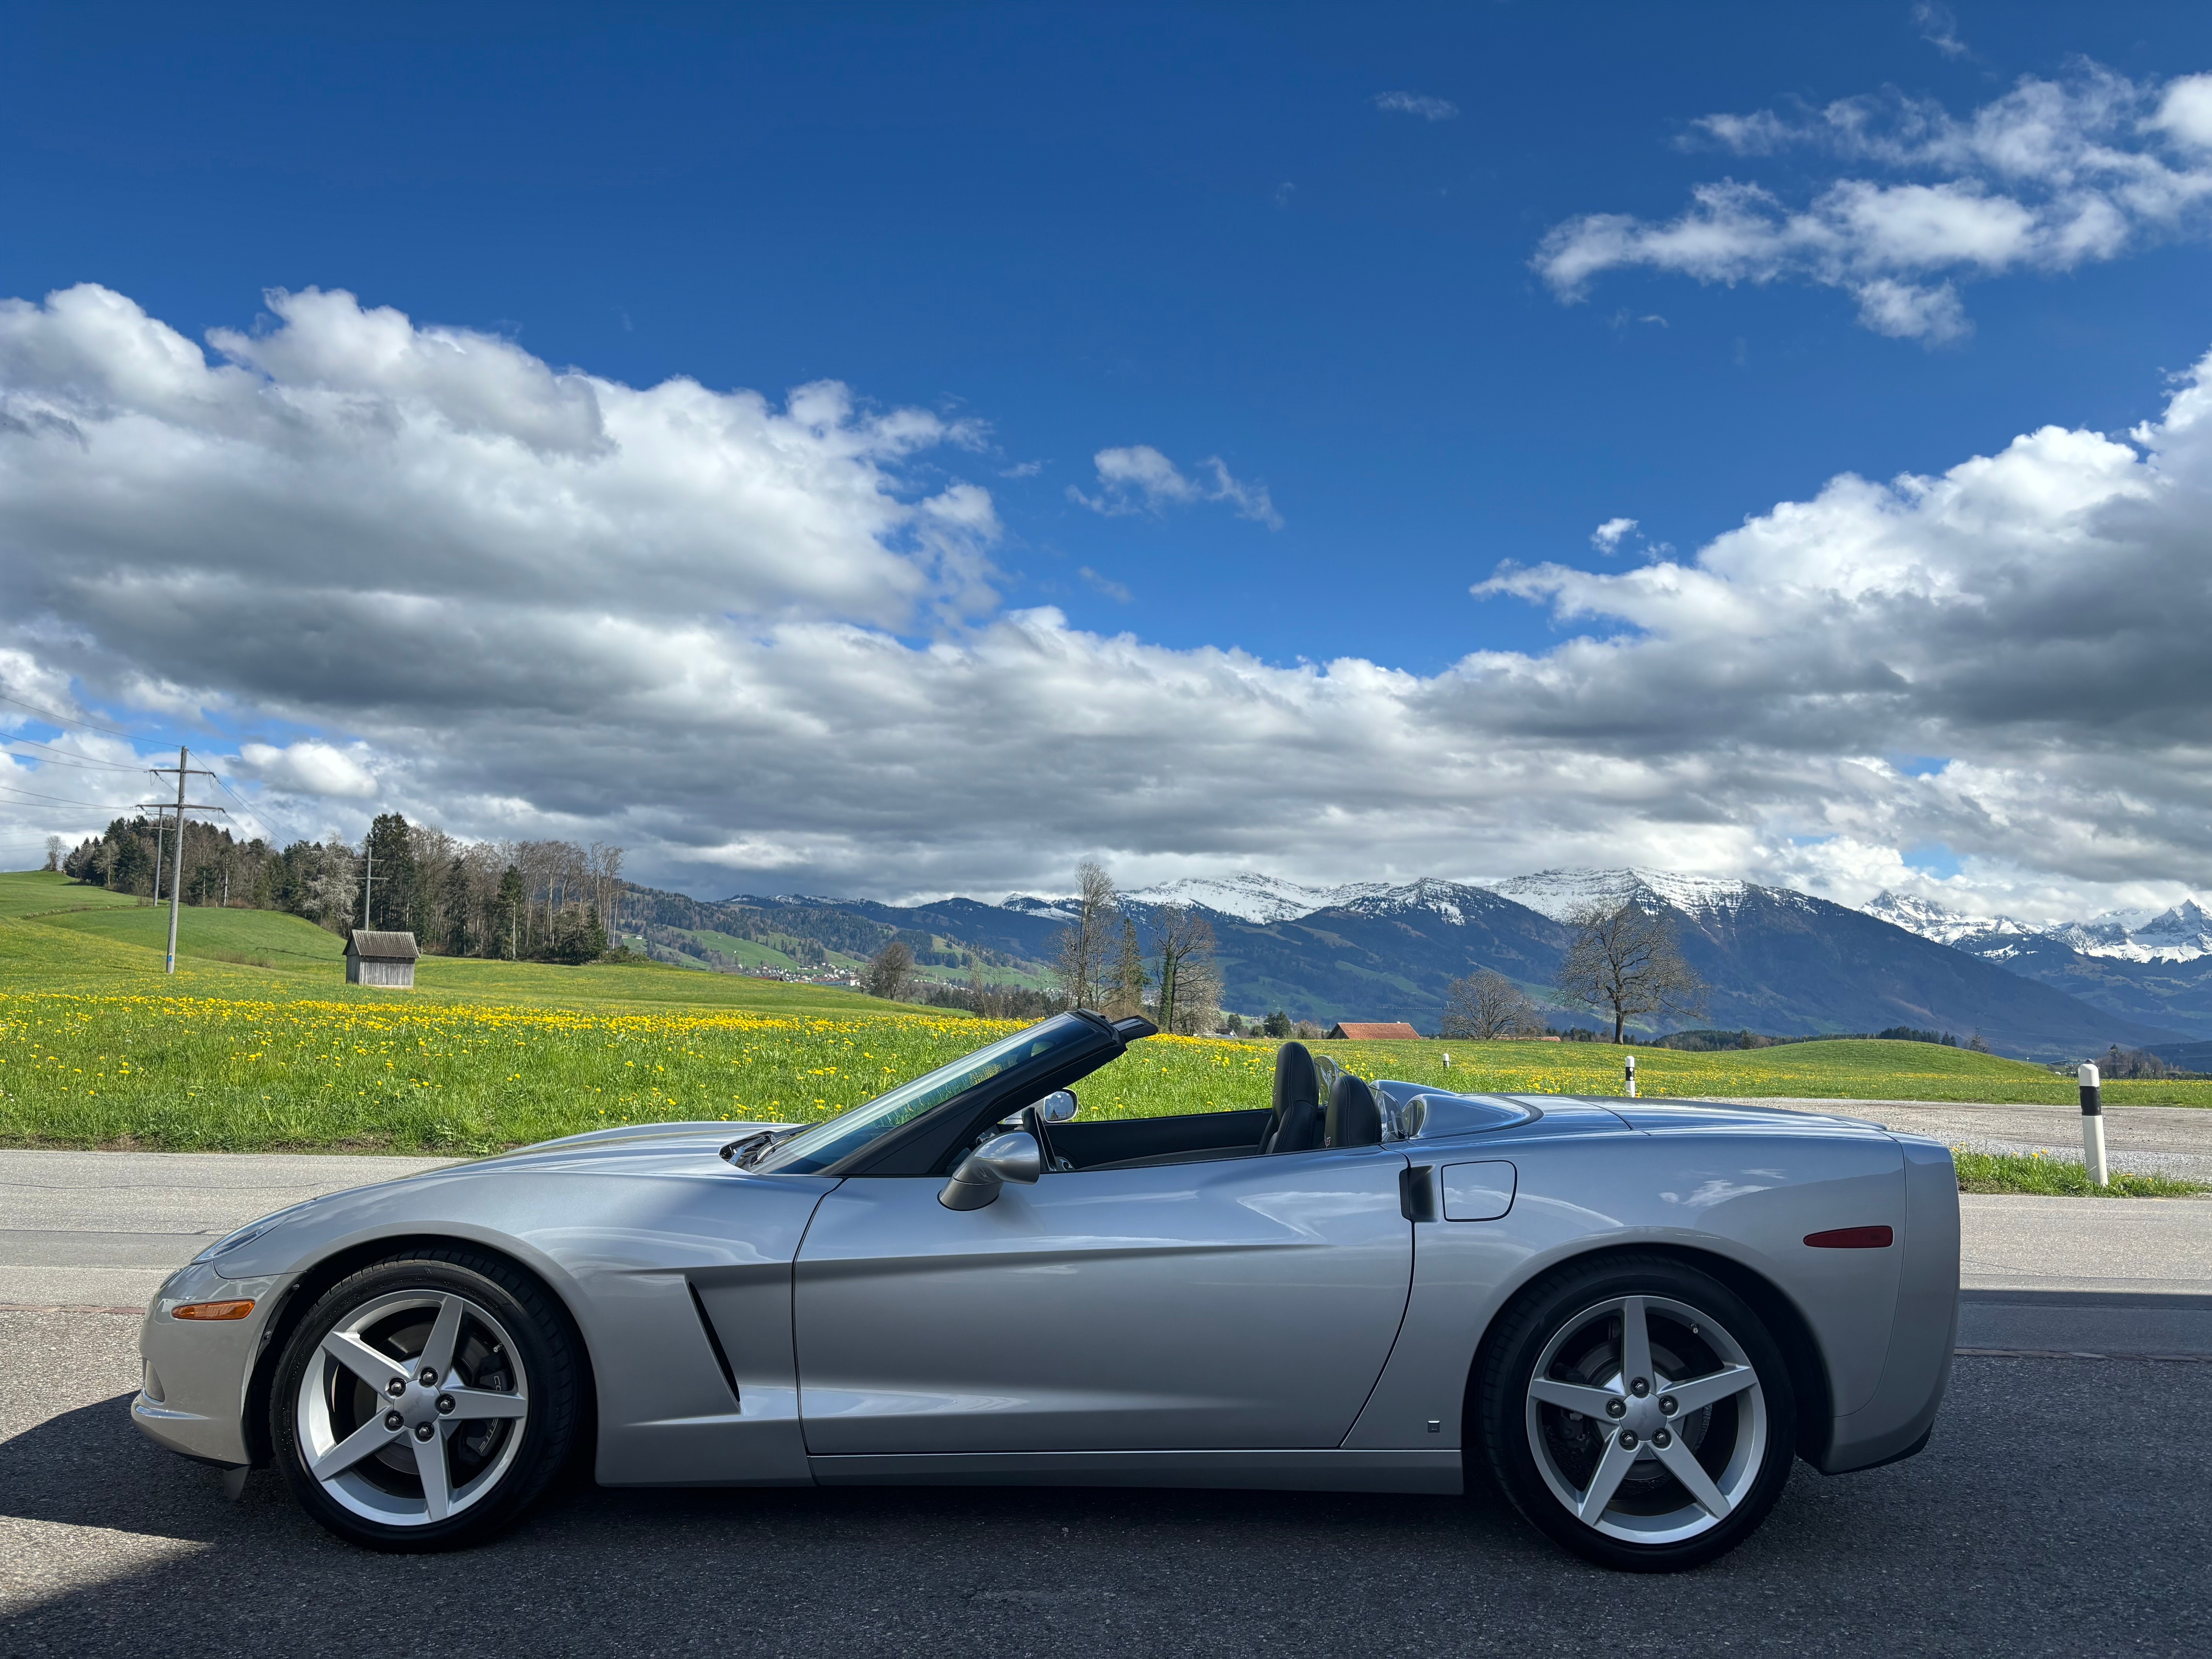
left=172, top=1299, right=256, bottom=1321
left=1804, top=1226, right=1893, bottom=1249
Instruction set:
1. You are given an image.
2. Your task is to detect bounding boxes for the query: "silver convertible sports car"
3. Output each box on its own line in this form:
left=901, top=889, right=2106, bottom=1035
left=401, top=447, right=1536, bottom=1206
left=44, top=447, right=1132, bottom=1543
left=135, top=1011, right=1959, bottom=1571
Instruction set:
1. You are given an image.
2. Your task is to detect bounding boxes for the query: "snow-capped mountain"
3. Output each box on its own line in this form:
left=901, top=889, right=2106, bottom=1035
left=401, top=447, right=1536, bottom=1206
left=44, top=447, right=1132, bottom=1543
left=1475, top=868, right=1762, bottom=924
left=1087, top=867, right=1781, bottom=928
left=1118, top=873, right=1339, bottom=924
left=1864, top=891, right=2212, bottom=964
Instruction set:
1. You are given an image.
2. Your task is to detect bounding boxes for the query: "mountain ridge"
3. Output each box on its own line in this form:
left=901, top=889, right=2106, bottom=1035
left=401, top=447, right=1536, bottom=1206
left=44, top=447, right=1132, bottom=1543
left=689, top=866, right=2186, bottom=1060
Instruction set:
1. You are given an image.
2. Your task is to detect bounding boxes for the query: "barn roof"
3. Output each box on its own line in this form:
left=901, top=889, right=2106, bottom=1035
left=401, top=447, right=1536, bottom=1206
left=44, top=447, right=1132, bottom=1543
left=1328, top=1021, right=1422, bottom=1040
left=347, top=930, right=421, bottom=960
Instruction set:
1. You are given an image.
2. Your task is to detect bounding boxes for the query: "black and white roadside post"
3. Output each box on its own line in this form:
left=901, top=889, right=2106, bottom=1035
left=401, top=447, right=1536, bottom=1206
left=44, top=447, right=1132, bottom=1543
left=1624, top=1051, right=1637, bottom=1099
left=2079, top=1061, right=2108, bottom=1187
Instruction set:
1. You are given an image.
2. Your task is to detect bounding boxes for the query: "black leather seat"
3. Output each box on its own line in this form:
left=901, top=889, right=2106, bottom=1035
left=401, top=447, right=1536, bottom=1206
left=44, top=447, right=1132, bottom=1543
left=1262, top=1041, right=1324, bottom=1154
left=1325, top=1070, right=1383, bottom=1148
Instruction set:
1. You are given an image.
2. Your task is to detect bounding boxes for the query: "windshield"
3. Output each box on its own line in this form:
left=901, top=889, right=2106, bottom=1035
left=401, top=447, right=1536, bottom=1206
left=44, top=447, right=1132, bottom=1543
left=751, top=1016, right=1099, bottom=1175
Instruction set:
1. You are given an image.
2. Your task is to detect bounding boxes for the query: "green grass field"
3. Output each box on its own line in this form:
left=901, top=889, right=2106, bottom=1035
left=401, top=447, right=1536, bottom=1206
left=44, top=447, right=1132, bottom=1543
left=3, top=868, right=2208, bottom=1157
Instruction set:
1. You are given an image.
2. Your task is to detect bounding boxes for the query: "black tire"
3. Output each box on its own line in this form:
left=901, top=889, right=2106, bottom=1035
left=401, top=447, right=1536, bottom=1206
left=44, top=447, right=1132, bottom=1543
left=1475, top=1254, right=1796, bottom=1572
left=270, top=1249, right=583, bottom=1552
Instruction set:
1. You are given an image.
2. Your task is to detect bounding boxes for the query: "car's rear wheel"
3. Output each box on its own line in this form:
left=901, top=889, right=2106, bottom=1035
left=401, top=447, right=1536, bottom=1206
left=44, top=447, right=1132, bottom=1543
left=1475, top=1255, right=1796, bottom=1571
left=270, top=1249, right=582, bottom=1551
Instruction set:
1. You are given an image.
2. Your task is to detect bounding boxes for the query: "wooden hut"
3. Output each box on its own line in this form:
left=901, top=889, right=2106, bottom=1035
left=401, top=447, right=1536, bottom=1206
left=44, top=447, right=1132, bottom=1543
left=345, top=930, right=420, bottom=988
left=1326, top=1021, right=1422, bottom=1040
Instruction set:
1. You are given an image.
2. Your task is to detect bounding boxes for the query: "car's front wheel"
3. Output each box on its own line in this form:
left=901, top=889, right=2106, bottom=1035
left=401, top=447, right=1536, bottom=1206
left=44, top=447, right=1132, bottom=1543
left=269, top=1249, right=582, bottom=1551
left=1475, top=1255, right=1797, bottom=1571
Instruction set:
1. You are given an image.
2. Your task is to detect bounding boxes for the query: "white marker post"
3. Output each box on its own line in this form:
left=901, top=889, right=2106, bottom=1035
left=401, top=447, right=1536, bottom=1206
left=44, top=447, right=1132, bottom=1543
left=1624, top=1052, right=1637, bottom=1099
left=2079, top=1061, right=2107, bottom=1187
left=1441, top=1052, right=1451, bottom=1070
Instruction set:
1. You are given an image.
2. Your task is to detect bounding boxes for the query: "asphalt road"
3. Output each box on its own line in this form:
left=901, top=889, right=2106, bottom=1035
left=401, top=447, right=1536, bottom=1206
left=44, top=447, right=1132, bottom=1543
left=1, top=1306, right=2207, bottom=1657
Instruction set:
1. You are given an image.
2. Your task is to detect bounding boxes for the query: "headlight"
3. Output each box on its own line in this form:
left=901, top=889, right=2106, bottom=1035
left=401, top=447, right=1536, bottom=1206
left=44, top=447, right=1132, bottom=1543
left=190, top=1203, right=311, bottom=1264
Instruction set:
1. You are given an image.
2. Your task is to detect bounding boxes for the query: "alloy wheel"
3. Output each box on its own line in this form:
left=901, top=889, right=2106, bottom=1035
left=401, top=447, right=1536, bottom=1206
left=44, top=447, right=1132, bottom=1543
left=294, top=1289, right=531, bottom=1527
left=1522, top=1293, right=1765, bottom=1545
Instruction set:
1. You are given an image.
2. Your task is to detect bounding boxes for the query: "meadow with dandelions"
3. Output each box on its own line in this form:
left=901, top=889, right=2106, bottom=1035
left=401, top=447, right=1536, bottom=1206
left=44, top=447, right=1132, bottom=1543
left=3, top=869, right=2209, bottom=1156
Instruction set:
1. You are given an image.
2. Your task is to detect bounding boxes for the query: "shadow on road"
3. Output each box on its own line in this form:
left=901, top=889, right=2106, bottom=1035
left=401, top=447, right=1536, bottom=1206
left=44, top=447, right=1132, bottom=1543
left=4, top=1362, right=2209, bottom=1658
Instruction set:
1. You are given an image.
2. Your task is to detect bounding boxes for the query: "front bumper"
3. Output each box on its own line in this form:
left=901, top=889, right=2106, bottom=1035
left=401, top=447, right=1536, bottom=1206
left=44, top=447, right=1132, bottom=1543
left=133, top=1260, right=287, bottom=1468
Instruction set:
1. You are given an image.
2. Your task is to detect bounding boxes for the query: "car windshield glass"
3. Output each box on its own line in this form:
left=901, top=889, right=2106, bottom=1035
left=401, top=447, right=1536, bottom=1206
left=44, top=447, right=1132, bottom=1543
left=751, top=1016, right=1097, bottom=1175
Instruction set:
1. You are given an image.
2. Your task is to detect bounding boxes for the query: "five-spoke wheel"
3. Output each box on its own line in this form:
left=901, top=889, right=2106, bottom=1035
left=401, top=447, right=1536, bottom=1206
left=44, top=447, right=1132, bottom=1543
left=1478, top=1257, right=1796, bottom=1571
left=271, top=1251, right=581, bottom=1551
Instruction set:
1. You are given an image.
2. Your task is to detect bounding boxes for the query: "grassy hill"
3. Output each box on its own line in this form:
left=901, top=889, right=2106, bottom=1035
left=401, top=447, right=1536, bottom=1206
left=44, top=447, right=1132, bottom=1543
left=0, top=871, right=910, bottom=1017
left=2, top=869, right=2204, bottom=1155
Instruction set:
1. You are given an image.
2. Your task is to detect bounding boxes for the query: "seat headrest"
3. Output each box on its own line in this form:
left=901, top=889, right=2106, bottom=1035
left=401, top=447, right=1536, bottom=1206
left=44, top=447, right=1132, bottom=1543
left=1326, top=1071, right=1384, bottom=1149
left=1273, top=1041, right=1320, bottom=1115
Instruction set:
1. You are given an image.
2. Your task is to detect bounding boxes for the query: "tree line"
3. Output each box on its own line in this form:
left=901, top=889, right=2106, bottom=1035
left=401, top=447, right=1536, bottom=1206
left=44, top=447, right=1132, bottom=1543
left=58, top=812, right=626, bottom=964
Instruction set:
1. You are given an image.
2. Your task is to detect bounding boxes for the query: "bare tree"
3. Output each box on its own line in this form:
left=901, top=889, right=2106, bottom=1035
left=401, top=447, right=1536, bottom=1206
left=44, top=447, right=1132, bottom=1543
left=1442, top=969, right=1544, bottom=1039
left=43, top=834, right=62, bottom=872
left=1052, top=860, right=1119, bottom=1011
left=863, top=939, right=914, bottom=1001
left=1555, top=903, right=1707, bottom=1043
left=1151, top=904, right=1220, bottom=1035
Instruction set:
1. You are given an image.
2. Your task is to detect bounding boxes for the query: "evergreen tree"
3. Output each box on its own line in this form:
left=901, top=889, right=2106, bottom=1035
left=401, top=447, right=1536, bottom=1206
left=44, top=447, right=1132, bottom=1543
left=441, top=859, right=476, bottom=958
left=494, top=866, right=527, bottom=959
left=1107, top=917, right=1148, bottom=1017
left=361, top=813, right=418, bottom=931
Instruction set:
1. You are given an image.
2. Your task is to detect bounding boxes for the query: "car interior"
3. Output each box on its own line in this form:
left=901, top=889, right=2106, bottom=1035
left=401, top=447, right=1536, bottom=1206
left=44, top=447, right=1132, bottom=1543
left=1036, top=1040, right=1386, bottom=1172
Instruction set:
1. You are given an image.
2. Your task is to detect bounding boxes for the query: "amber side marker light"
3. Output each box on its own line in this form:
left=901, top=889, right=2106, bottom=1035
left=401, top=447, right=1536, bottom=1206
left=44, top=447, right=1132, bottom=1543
left=1804, top=1226, right=1894, bottom=1249
left=172, top=1299, right=256, bottom=1321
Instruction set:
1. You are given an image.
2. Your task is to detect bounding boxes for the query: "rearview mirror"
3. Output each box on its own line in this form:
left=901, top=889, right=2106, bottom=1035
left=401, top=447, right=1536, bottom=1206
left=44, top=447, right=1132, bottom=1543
left=1036, top=1089, right=1079, bottom=1123
left=938, top=1130, right=1043, bottom=1211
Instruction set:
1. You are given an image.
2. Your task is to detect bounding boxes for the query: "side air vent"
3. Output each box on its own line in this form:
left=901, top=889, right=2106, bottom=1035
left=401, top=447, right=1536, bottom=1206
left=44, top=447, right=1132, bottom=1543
left=687, top=1282, right=741, bottom=1405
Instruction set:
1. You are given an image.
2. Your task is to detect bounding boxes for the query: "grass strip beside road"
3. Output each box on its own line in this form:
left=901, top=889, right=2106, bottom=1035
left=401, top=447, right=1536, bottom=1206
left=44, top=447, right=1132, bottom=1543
left=1952, top=1149, right=2210, bottom=1198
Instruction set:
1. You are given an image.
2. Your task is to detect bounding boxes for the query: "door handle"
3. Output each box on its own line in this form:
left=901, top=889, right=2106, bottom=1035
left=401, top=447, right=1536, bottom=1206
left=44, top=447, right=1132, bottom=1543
left=1399, top=1164, right=1437, bottom=1223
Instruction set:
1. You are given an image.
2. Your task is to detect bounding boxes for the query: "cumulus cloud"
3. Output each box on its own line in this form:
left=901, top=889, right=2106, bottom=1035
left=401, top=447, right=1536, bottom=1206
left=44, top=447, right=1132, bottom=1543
left=236, top=740, right=379, bottom=799
left=1538, top=64, right=2212, bottom=339
left=1590, top=517, right=1639, bottom=553
left=10, top=283, right=2212, bottom=920
left=1067, top=445, right=1282, bottom=529
left=1374, top=91, right=1459, bottom=122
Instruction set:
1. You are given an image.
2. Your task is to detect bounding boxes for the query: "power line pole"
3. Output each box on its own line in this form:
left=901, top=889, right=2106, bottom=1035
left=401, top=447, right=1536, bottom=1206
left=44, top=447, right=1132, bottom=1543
left=144, top=746, right=223, bottom=975
left=151, top=808, right=167, bottom=903
left=361, top=842, right=375, bottom=929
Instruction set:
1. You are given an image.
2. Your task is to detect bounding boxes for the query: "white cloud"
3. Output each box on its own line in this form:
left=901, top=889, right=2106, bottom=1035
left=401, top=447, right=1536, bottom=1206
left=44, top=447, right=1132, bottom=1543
left=236, top=740, right=379, bottom=799
left=1375, top=91, right=1458, bottom=122
left=1590, top=517, right=1639, bottom=552
left=1068, top=445, right=1282, bottom=529
left=1078, top=566, right=1132, bottom=602
left=1540, top=64, right=2212, bottom=339
left=11, top=283, right=2212, bottom=921
left=1913, top=2, right=1968, bottom=60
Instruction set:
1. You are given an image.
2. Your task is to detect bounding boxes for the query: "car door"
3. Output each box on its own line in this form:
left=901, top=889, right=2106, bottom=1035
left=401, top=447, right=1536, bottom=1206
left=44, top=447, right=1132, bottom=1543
left=791, top=1144, right=1412, bottom=1455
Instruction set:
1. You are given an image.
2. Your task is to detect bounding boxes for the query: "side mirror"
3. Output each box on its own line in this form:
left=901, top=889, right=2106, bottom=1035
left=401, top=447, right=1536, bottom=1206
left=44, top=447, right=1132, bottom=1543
left=1036, top=1089, right=1079, bottom=1123
left=938, top=1130, right=1043, bottom=1211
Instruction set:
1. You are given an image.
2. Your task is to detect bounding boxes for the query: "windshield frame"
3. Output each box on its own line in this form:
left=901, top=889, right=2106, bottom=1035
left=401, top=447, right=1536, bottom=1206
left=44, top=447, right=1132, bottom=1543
left=749, top=1012, right=1118, bottom=1176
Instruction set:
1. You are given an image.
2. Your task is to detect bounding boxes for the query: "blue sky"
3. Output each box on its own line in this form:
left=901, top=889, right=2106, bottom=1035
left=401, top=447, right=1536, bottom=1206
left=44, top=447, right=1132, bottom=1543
left=7, top=2, right=2212, bottom=915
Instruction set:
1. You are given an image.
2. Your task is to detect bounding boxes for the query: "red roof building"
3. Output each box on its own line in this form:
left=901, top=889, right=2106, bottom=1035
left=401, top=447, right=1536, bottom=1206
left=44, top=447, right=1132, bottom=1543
left=1326, top=1021, right=1422, bottom=1040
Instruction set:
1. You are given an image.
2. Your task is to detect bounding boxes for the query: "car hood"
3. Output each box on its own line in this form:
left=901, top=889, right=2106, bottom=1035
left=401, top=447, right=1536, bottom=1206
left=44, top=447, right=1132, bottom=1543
left=464, top=1118, right=796, bottom=1173
left=205, top=1120, right=800, bottom=1280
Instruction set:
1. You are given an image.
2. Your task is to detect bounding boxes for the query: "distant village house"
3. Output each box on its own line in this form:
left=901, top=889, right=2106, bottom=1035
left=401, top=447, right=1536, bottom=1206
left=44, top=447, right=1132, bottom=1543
left=346, top=930, right=420, bottom=988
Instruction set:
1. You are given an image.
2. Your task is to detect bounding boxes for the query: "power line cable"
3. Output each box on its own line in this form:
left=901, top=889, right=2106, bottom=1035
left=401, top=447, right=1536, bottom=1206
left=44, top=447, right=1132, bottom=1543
left=2, top=742, right=154, bottom=773
left=0, top=691, right=144, bottom=742
left=0, top=782, right=151, bottom=810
